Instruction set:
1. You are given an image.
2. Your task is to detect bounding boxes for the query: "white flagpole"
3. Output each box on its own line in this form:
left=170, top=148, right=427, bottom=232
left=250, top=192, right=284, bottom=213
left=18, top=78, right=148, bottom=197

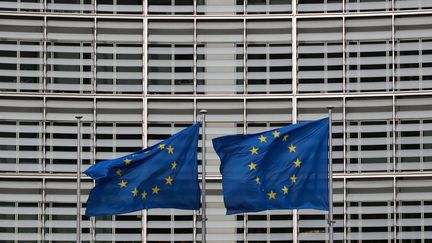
left=327, top=106, right=334, bottom=242
left=200, top=110, right=208, bottom=243
left=75, top=115, right=83, bottom=243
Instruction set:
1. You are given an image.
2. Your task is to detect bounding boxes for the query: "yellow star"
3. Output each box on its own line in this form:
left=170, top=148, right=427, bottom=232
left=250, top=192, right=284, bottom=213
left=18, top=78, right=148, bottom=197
left=132, top=188, right=139, bottom=197
left=159, top=144, right=165, bottom=150
left=272, top=130, right=280, bottom=138
left=282, top=186, right=289, bottom=195
left=250, top=147, right=258, bottom=155
left=258, top=135, right=267, bottom=143
left=248, top=162, right=257, bottom=171
left=255, top=177, right=261, bottom=184
left=283, top=135, right=289, bottom=141
left=290, top=174, right=297, bottom=184
left=141, top=191, right=147, bottom=200
left=119, top=180, right=127, bottom=188
left=166, top=145, right=174, bottom=154
left=165, top=176, right=173, bottom=185
left=152, top=185, right=160, bottom=194
left=267, top=190, right=276, bottom=200
left=116, top=169, right=122, bottom=176
left=288, top=144, right=296, bottom=152
left=171, top=161, right=177, bottom=170
left=123, top=158, right=132, bottom=165
left=294, top=159, right=302, bottom=168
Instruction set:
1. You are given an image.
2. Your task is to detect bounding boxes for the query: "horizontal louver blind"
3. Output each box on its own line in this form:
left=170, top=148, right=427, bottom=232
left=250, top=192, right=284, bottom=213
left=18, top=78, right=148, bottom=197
left=148, top=44, right=194, bottom=94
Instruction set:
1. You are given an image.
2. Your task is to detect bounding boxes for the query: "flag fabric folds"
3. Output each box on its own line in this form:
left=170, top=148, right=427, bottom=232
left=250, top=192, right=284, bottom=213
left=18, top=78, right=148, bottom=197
left=85, top=124, right=201, bottom=216
left=213, top=118, right=329, bottom=215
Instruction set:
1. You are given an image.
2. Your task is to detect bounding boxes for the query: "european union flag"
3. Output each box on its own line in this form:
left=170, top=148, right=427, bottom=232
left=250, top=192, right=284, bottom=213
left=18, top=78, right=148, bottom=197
left=213, top=118, right=329, bottom=215
left=85, top=124, right=201, bottom=216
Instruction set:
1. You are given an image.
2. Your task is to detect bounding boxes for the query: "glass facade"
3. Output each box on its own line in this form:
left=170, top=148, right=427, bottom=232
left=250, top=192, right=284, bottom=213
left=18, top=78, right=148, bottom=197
left=0, top=0, right=432, bottom=242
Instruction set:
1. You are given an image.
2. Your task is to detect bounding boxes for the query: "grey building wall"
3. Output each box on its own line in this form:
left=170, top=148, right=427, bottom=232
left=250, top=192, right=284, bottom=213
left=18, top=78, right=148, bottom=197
left=0, top=0, right=432, bottom=242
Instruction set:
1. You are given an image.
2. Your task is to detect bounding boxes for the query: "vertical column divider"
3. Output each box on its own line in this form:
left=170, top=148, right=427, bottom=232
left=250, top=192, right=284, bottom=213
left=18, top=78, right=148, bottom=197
left=342, top=15, right=346, bottom=94
left=142, top=1, right=149, bottom=241
left=41, top=9, right=48, bottom=240
left=243, top=9, right=247, bottom=95
left=291, top=1, right=298, bottom=242
left=193, top=97, right=197, bottom=243
left=41, top=176, right=46, bottom=243
left=393, top=175, right=397, bottom=243
left=243, top=96, right=247, bottom=243
left=43, top=15, right=47, bottom=93
left=392, top=95, right=397, bottom=243
left=142, top=97, right=148, bottom=243
left=391, top=14, right=395, bottom=93
left=200, top=110, right=208, bottom=243
left=193, top=2, right=198, bottom=239
left=41, top=97, right=46, bottom=243
left=192, top=97, right=198, bottom=243
left=342, top=11, right=348, bottom=243
left=243, top=2, right=248, bottom=240
left=327, top=107, right=334, bottom=243
left=342, top=95, right=347, bottom=243
left=76, top=116, right=83, bottom=243
left=391, top=9, right=397, bottom=243
left=193, top=2, right=197, bottom=96
left=92, top=7, right=98, bottom=240
left=143, top=5, right=148, bottom=95
left=93, top=17, right=97, bottom=93
left=91, top=98, right=96, bottom=243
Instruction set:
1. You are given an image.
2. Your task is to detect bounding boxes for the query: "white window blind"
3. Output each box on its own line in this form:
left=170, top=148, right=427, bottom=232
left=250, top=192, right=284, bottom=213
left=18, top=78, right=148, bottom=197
left=197, top=0, right=243, bottom=15
left=97, top=19, right=142, bottom=43
left=0, top=41, right=43, bottom=92
left=47, top=42, right=93, bottom=93
left=96, top=98, right=142, bottom=122
left=346, top=0, right=392, bottom=12
left=0, top=121, right=43, bottom=172
left=148, top=0, right=194, bottom=15
left=396, top=96, right=432, bottom=171
left=0, top=97, right=43, bottom=120
left=47, top=18, right=93, bottom=42
left=0, top=16, right=43, bottom=40
left=0, top=0, right=44, bottom=12
left=396, top=0, right=432, bottom=10
left=148, top=20, right=194, bottom=43
left=96, top=0, right=142, bottom=14
left=96, top=43, right=143, bottom=94
left=298, top=0, right=342, bottom=13
left=148, top=44, right=194, bottom=94
left=47, top=0, right=93, bottom=14
left=197, top=43, right=244, bottom=94
left=247, top=0, right=291, bottom=14
left=45, top=121, right=92, bottom=173
left=347, top=178, right=394, bottom=241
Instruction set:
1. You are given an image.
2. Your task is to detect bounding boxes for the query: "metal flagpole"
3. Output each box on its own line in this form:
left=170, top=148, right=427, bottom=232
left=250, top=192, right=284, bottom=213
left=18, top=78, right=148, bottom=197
left=327, top=106, right=334, bottom=243
left=200, top=110, right=208, bottom=243
left=75, top=115, right=83, bottom=243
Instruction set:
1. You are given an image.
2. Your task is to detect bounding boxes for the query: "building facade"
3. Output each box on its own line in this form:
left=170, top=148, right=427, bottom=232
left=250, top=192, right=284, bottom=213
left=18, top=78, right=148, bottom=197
left=1, top=0, right=432, bottom=242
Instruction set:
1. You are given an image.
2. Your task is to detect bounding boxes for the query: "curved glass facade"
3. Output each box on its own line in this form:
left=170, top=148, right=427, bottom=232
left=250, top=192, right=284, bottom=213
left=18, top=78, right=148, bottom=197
left=1, top=0, right=432, bottom=242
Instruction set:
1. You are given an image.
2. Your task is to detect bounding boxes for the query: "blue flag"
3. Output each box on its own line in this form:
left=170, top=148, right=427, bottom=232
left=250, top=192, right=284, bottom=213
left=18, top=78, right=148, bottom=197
left=85, top=124, right=201, bottom=216
left=213, top=118, right=329, bottom=215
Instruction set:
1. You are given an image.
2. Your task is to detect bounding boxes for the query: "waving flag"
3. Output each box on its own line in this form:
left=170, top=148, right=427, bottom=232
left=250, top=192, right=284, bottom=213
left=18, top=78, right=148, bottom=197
left=85, top=124, right=200, bottom=216
left=213, top=118, right=329, bottom=214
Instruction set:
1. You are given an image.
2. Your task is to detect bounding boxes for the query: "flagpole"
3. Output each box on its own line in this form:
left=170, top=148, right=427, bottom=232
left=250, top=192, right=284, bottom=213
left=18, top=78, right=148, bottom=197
left=200, top=110, right=208, bottom=243
left=327, top=106, right=334, bottom=243
left=75, top=115, right=82, bottom=243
